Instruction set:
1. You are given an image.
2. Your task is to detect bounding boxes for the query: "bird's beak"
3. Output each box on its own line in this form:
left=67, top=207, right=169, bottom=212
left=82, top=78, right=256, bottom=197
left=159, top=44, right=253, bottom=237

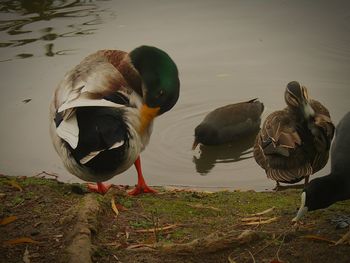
left=139, top=104, right=160, bottom=134
left=302, top=101, right=315, bottom=120
left=192, top=138, right=199, bottom=150
left=292, top=191, right=308, bottom=222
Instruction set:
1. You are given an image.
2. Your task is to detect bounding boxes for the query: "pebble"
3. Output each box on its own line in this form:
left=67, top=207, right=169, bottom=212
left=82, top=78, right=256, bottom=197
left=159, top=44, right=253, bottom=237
left=331, top=215, right=350, bottom=229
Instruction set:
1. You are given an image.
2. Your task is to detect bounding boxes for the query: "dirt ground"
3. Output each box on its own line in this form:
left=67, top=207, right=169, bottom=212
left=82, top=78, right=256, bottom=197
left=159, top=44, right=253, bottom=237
left=1, top=174, right=349, bottom=263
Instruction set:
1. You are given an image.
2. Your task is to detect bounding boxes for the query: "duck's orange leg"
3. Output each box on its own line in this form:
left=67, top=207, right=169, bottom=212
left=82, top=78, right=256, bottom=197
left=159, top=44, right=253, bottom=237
left=87, top=182, right=112, bottom=194
left=128, top=156, right=157, bottom=196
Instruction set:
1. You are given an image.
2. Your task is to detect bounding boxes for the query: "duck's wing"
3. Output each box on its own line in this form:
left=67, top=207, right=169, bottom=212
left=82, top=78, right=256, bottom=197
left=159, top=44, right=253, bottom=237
left=51, top=50, right=142, bottom=151
left=253, top=110, right=312, bottom=183
left=308, top=100, right=335, bottom=172
left=256, top=110, right=301, bottom=158
left=53, top=50, right=141, bottom=115
left=309, top=100, right=335, bottom=150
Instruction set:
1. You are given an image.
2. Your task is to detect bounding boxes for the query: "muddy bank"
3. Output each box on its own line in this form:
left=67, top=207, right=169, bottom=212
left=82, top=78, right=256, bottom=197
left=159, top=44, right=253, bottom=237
left=1, top=175, right=349, bottom=263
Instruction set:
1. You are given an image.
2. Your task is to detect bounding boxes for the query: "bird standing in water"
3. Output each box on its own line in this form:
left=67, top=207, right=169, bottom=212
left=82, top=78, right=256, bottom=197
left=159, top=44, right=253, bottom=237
left=253, top=81, right=334, bottom=189
left=50, top=46, right=180, bottom=195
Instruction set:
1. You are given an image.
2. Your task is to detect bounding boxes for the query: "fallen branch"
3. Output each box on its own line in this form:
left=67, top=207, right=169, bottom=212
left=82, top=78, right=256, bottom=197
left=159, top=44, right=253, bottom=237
left=247, top=207, right=275, bottom=217
left=242, top=217, right=278, bottom=226
left=241, top=216, right=270, bottom=222
left=128, top=229, right=262, bottom=255
left=301, top=235, right=336, bottom=244
left=134, top=224, right=181, bottom=233
left=33, top=171, right=58, bottom=180
left=63, top=194, right=101, bottom=263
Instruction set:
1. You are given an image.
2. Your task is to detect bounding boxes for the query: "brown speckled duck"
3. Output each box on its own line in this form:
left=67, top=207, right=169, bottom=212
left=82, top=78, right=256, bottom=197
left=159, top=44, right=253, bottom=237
left=253, top=81, right=335, bottom=189
left=192, top=98, right=264, bottom=149
left=50, top=46, right=180, bottom=195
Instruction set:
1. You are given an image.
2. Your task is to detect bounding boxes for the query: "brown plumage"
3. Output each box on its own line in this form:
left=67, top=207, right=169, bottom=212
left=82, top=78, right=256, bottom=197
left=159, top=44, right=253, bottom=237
left=253, top=81, right=335, bottom=187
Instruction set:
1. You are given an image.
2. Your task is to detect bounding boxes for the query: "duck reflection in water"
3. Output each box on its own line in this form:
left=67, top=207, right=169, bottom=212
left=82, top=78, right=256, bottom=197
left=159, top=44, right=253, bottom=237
left=193, top=130, right=259, bottom=175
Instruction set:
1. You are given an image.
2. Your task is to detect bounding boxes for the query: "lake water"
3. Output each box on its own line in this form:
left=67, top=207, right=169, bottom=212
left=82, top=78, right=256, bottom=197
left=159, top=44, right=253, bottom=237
left=1, top=0, right=349, bottom=191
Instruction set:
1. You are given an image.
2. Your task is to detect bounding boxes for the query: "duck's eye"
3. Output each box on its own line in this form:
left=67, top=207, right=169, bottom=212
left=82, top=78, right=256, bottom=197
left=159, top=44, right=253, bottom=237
left=158, top=89, right=165, bottom=97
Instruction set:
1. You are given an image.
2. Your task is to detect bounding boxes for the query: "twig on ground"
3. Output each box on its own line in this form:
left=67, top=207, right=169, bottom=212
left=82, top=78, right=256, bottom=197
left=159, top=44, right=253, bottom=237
left=127, top=229, right=261, bottom=255
left=134, top=224, right=181, bottom=233
left=187, top=203, right=221, bottom=211
left=275, top=233, right=286, bottom=262
left=33, top=171, right=58, bottom=180
left=242, top=217, right=278, bottom=226
left=247, top=207, right=275, bottom=217
left=247, top=249, right=256, bottom=263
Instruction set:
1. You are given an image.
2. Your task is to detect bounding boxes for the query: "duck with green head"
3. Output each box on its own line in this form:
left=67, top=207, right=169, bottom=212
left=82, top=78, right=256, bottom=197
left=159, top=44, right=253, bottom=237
left=50, top=46, right=180, bottom=194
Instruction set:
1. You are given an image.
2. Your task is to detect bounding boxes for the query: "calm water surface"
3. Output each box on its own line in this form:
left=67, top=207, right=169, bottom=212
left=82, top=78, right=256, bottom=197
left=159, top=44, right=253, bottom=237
left=1, top=0, right=350, bottom=191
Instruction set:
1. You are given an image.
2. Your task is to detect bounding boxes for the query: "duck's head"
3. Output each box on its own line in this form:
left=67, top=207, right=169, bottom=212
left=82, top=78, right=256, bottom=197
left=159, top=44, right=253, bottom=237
left=192, top=124, right=219, bottom=150
left=285, top=81, right=315, bottom=120
left=292, top=175, right=337, bottom=223
left=130, top=45, right=179, bottom=111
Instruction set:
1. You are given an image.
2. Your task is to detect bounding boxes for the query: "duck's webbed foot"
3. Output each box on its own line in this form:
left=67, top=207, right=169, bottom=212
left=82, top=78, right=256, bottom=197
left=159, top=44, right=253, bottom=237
left=87, top=182, right=112, bottom=194
left=128, top=184, right=157, bottom=196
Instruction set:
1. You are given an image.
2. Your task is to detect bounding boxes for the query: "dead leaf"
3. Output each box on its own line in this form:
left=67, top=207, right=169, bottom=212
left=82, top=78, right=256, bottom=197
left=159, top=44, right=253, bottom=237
left=0, top=193, right=6, bottom=199
left=0, top=216, right=17, bottom=226
left=242, top=217, right=278, bottom=226
left=6, top=180, right=23, bottom=191
left=3, top=237, right=39, bottom=246
left=116, top=203, right=128, bottom=211
left=111, top=198, right=119, bottom=216
left=301, top=235, right=336, bottom=244
left=134, top=224, right=181, bottom=233
left=23, top=247, right=30, bottom=263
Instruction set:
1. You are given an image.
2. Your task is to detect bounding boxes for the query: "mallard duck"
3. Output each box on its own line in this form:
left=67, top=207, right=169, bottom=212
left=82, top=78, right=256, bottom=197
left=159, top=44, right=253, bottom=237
left=49, top=46, right=180, bottom=194
left=293, top=111, right=350, bottom=244
left=192, top=98, right=264, bottom=149
left=253, top=81, right=335, bottom=189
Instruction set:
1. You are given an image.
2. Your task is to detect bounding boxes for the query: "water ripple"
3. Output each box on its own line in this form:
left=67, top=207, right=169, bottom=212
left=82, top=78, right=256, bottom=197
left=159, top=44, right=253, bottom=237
left=0, top=0, right=115, bottom=61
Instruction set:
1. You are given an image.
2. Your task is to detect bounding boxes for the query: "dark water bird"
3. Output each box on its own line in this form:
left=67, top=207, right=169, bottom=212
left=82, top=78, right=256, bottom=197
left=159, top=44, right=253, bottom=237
left=253, top=81, right=335, bottom=189
left=192, top=98, right=264, bottom=149
left=193, top=130, right=258, bottom=175
left=50, top=46, right=180, bottom=194
left=293, top=112, right=350, bottom=245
